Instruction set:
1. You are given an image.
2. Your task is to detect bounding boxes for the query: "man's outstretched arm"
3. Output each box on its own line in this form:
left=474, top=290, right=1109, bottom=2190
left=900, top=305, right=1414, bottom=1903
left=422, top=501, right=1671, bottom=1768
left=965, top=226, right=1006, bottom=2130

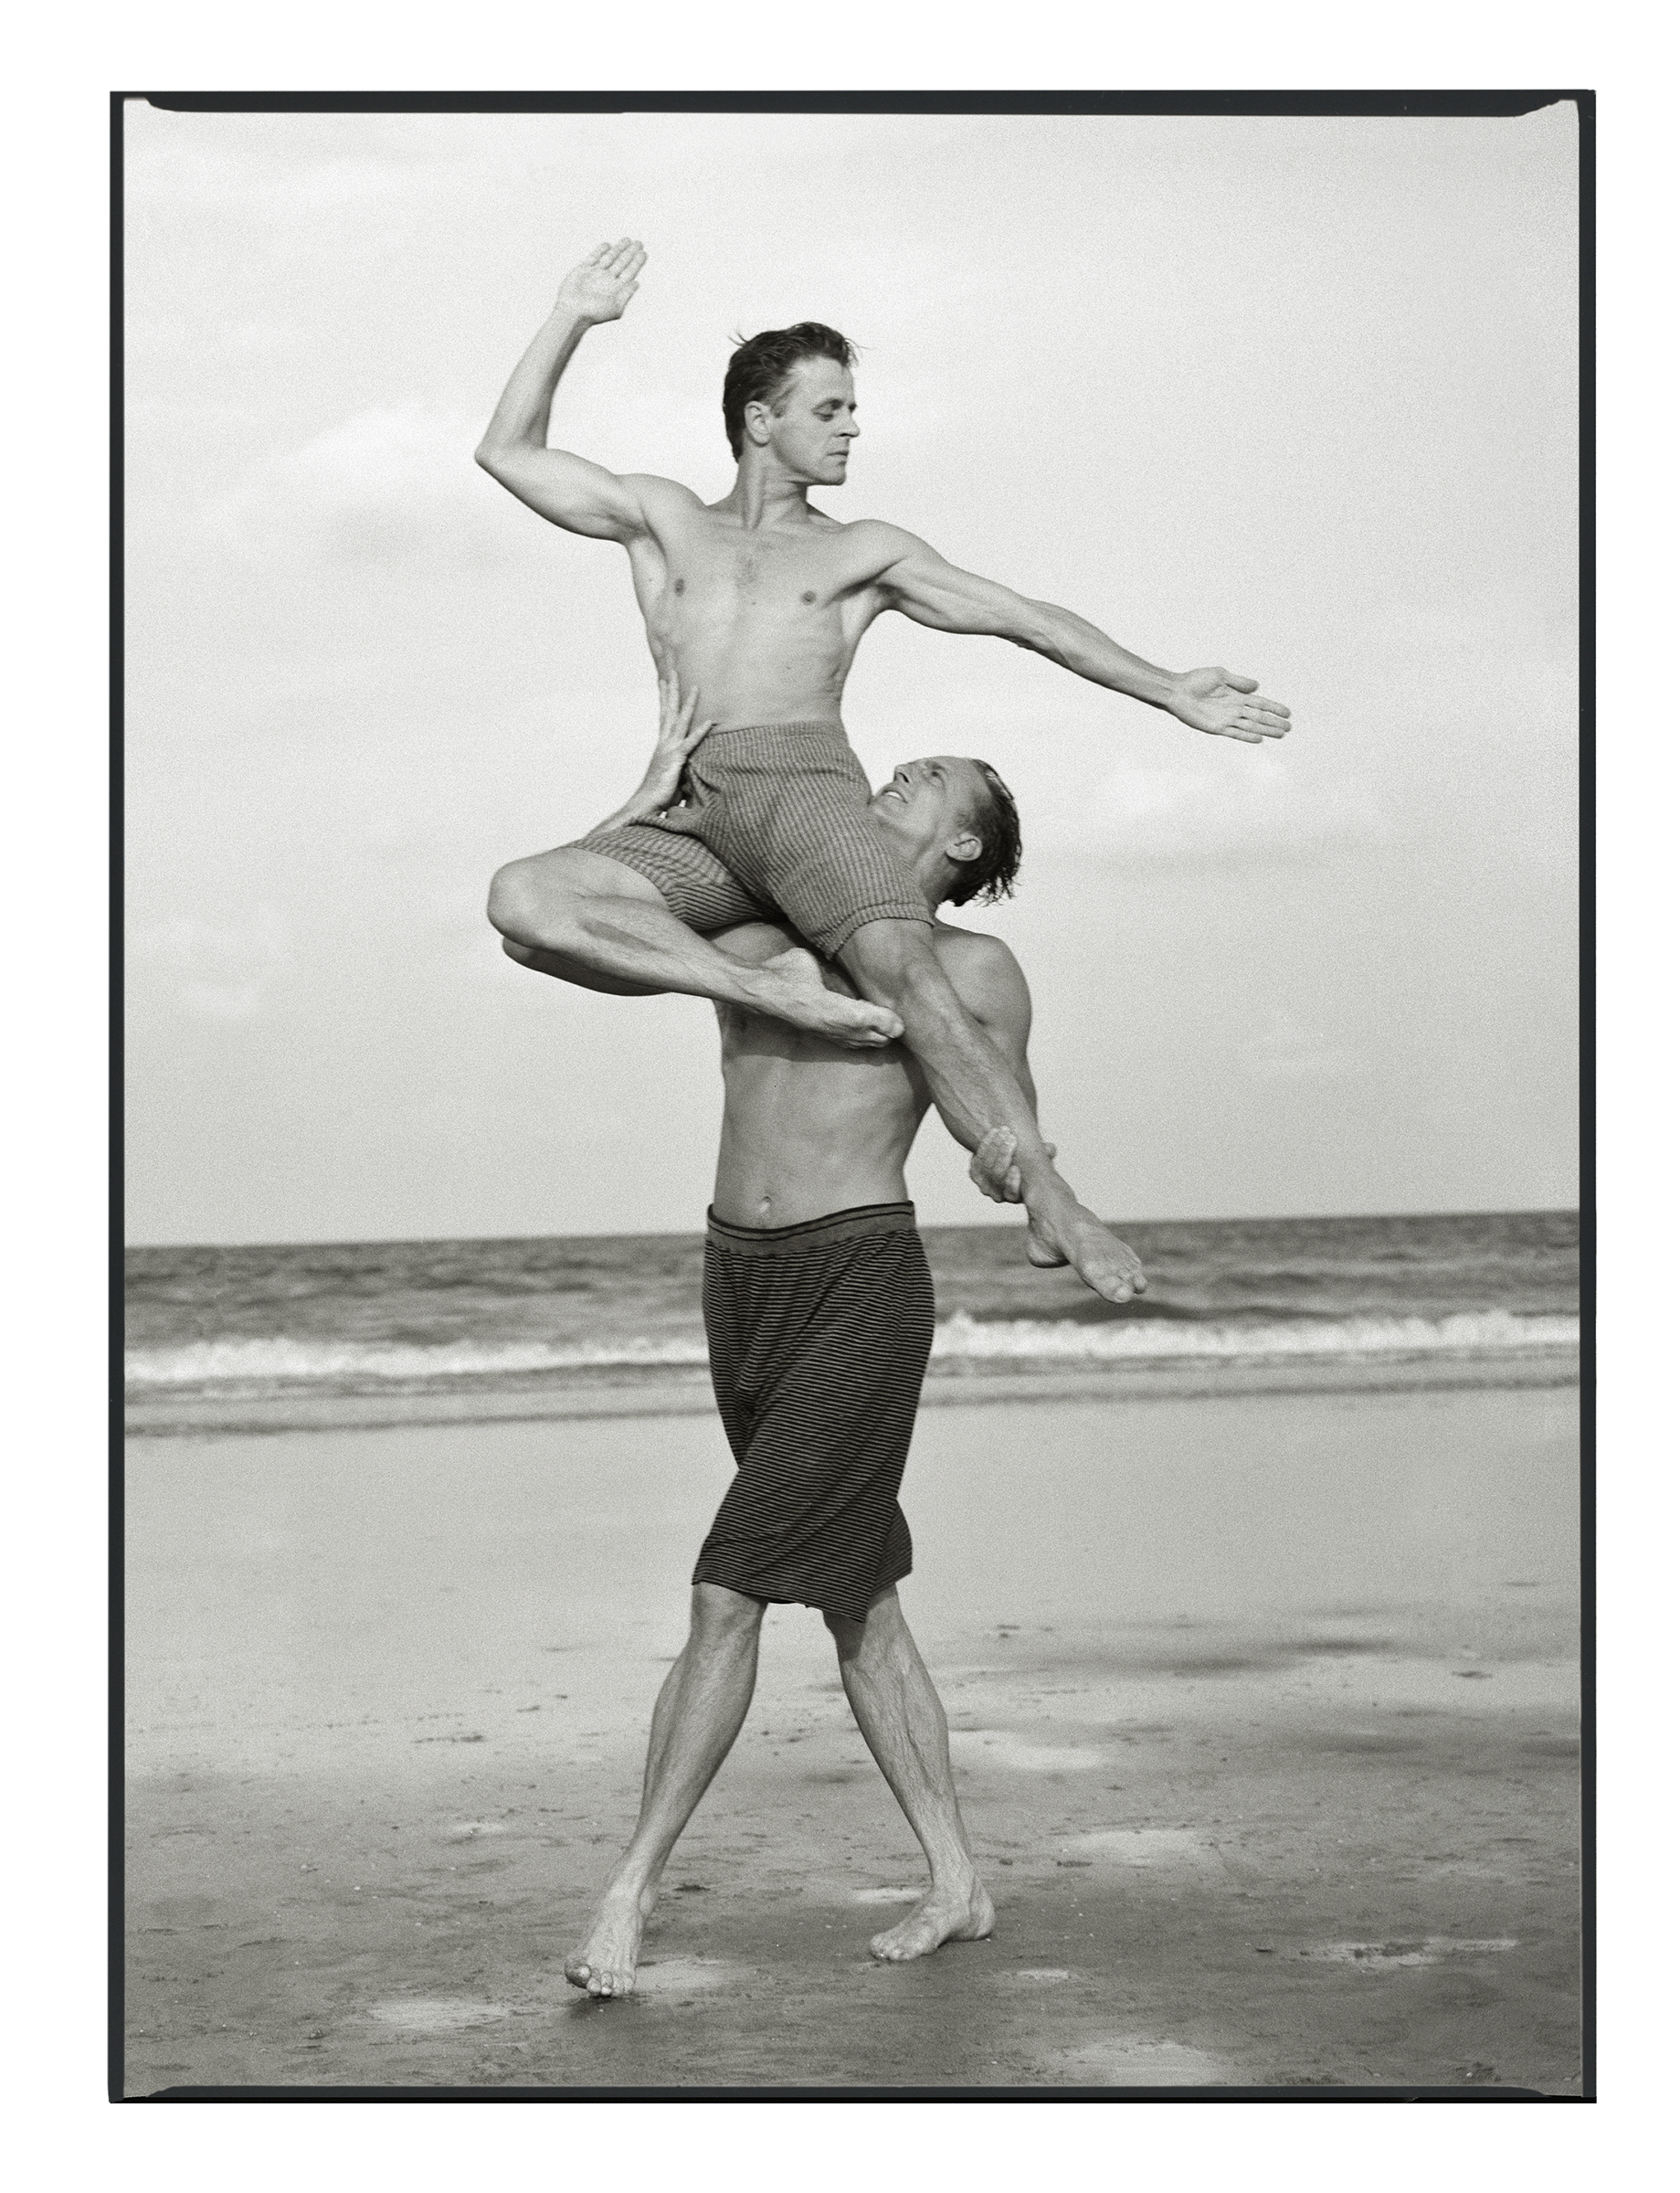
left=474, top=238, right=658, bottom=541
left=872, top=529, right=1290, bottom=746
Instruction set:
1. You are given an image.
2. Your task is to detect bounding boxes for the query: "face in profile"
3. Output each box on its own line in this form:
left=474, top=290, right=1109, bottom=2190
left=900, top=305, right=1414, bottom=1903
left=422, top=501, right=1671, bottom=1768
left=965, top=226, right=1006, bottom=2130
left=870, top=757, right=988, bottom=863
left=756, top=357, right=860, bottom=485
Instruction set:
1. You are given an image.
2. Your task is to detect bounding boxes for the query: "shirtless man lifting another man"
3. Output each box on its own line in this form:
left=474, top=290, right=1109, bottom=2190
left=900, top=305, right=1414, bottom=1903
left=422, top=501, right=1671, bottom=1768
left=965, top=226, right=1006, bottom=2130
left=478, top=238, right=1291, bottom=1308
left=506, top=688, right=1045, bottom=1992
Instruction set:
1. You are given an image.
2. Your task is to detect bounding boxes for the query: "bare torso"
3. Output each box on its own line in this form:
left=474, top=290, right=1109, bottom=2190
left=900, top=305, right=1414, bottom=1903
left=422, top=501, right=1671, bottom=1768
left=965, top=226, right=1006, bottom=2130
left=626, top=485, right=906, bottom=730
left=710, top=920, right=1003, bottom=1226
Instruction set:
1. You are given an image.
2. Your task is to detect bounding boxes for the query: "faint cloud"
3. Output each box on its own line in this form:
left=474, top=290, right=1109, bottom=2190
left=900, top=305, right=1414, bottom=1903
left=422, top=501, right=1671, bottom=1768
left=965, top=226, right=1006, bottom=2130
left=127, top=311, right=301, bottom=365
left=131, top=906, right=292, bottom=1022
left=1041, top=746, right=1391, bottom=867
left=1239, top=1012, right=1368, bottom=1084
left=206, top=402, right=516, bottom=566
left=126, top=107, right=481, bottom=221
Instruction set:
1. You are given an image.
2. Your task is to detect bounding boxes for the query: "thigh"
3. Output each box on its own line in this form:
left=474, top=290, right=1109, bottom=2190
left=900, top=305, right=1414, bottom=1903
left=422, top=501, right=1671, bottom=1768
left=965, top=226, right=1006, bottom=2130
left=731, top=1232, right=936, bottom=1484
left=514, top=841, right=674, bottom=905
left=680, top=731, right=933, bottom=959
left=573, top=825, right=773, bottom=936
left=743, top=801, right=932, bottom=960
left=490, top=841, right=675, bottom=947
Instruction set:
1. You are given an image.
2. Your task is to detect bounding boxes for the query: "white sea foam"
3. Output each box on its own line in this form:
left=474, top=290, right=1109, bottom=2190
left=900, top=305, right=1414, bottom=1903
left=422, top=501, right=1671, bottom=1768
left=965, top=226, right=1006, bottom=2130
left=123, top=1309, right=1579, bottom=1390
left=929, top=1308, right=1578, bottom=1361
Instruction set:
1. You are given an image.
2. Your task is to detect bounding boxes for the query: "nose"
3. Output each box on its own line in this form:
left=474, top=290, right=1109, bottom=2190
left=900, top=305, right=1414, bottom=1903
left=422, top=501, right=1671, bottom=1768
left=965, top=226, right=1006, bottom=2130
left=840, top=415, right=860, bottom=439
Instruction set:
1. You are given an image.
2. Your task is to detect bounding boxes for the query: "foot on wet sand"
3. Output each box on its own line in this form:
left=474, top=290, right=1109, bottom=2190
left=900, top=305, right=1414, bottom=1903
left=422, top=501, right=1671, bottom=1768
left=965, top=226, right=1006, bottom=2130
left=870, top=1879, right=996, bottom=1964
left=753, top=948, right=903, bottom=1048
left=565, top=1882, right=654, bottom=1999
left=1028, top=1200, right=1146, bottom=1304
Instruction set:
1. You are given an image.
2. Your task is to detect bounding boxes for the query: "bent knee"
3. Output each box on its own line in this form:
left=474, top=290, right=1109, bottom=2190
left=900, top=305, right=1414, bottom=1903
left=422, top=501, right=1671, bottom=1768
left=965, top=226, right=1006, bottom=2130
left=689, top=1582, right=766, bottom=1637
left=487, top=851, right=583, bottom=941
left=823, top=1585, right=903, bottom=1658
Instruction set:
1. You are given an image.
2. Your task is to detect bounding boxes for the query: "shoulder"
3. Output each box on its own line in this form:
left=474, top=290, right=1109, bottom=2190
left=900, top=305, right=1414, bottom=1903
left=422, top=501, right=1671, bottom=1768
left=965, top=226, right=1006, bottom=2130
left=931, top=925, right=1028, bottom=1016
left=619, top=473, right=706, bottom=517
left=835, top=517, right=931, bottom=571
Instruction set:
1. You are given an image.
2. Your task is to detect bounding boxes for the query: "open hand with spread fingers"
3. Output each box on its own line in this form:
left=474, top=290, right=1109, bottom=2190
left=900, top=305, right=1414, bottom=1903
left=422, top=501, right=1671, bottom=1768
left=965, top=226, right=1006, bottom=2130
left=1167, top=667, right=1292, bottom=745
left=555, top=237, right=648, bottom=325
left=632, top=677, right=716, bottom=815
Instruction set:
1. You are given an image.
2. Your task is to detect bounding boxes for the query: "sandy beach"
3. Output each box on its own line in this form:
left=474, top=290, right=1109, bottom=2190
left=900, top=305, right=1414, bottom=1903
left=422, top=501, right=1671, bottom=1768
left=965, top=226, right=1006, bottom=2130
left=124, top=1378, right=1581, bottom=2094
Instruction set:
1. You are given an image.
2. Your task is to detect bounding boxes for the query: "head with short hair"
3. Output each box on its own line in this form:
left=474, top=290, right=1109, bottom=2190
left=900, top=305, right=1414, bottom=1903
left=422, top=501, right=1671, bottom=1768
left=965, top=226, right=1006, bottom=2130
left=722, top=323, right=858, bottom=461
left=869, top=756, right=1023, bottom=910
left=944, top=761, right=1023, bottom=908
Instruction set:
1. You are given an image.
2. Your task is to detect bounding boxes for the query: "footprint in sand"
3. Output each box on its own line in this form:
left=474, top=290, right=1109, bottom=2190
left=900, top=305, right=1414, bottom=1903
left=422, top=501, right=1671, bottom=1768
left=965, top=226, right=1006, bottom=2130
left=633, top=1957, right=741, bottom=1996
left=948, top=1732, right=1105, bottom=1774
left=370, top=1999, right=510, bottom=2032
left=1048, top=2038, right=1228, bottom=2086
left=1059, top=1828, right=1222, bottom=1870
left=1300, top=1937, right=1517, bottom=1970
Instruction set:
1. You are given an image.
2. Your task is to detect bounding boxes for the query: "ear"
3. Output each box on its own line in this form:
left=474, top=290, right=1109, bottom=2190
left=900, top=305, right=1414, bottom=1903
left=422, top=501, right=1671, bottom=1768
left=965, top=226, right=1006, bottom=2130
left=945, top=831, right=983, bottom=868
left=743, top=398, right=775, bottom=448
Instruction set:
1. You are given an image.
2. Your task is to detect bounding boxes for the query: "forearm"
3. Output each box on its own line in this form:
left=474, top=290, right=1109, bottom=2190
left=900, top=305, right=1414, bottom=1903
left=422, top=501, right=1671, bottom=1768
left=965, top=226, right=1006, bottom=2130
left=1020, top=599, right=1181, bottom=707
left=476, top=308, right=594, bottom=460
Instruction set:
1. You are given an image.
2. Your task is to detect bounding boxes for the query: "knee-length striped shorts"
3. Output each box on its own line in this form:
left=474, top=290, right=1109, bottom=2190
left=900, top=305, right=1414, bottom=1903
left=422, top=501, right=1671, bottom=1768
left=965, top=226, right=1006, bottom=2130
left=576, top=721, right=934, bottom=959
left=692, top=1202, right=936, bottom=1624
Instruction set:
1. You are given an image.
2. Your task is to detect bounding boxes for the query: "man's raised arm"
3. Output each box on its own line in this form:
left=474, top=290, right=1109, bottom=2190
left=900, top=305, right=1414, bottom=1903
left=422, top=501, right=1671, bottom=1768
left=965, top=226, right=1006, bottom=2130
left=474, top=238, right=654, bottom=542
left=872, top=529, right=1291, bottom=747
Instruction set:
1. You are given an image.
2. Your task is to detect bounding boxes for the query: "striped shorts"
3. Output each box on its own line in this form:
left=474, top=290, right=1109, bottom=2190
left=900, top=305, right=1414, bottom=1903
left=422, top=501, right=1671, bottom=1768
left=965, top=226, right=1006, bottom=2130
left=692, top=1202, right=936, bottom=1624
left=576, top=721, right=933, bottom=959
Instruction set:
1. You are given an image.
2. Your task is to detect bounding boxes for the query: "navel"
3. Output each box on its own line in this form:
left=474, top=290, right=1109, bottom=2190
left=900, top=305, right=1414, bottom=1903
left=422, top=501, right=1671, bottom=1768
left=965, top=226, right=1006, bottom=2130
left=673, top=577, right=686, bottom=595
left=801, top=590, right=817, bottom=605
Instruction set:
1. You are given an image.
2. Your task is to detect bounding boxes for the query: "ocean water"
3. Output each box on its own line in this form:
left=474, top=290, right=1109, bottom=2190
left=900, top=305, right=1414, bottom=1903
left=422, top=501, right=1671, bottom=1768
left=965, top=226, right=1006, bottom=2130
left=126, top=1211, right=1579, bottom=1415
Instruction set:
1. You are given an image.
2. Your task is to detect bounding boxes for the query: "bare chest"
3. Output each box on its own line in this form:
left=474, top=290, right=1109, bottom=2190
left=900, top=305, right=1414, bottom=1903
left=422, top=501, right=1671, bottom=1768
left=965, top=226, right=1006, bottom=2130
left=643, top=520, right=869, bottom=628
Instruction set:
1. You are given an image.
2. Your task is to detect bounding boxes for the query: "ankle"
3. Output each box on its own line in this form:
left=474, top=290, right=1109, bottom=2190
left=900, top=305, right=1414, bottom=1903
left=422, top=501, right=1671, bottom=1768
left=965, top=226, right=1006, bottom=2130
left=601, top=1863, right=654, bottom=1904
left=928, top=1858, right=979, bottom=1898
left=1020, top=1168, right=1075, bottom=1217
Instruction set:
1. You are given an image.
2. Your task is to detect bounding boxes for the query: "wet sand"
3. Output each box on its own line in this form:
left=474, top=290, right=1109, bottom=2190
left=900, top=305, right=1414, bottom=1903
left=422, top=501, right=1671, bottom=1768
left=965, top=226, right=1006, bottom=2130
left=125, top=1381, right=1581, bottom=2093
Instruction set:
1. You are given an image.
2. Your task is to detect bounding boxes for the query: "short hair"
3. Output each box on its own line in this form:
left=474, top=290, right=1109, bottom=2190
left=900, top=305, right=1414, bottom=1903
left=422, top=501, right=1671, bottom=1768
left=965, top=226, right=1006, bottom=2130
left=945, top=762, right=1023, bottom=908
left=722, top=323, right=857, bottom=459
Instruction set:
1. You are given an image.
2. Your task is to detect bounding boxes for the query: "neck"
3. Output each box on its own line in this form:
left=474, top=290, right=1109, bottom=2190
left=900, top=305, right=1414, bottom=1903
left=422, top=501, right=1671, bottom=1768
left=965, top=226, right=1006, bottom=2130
left=720, top=458, right=814, bottom=528
left=907, top=853, right=952, bottom=915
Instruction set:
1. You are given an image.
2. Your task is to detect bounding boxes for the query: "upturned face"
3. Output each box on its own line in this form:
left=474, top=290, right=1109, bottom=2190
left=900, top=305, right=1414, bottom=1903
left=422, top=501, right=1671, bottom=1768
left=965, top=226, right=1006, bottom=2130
left=869, top=756, right=988, bottom=874
left=751, top=356, right=860, bottom=485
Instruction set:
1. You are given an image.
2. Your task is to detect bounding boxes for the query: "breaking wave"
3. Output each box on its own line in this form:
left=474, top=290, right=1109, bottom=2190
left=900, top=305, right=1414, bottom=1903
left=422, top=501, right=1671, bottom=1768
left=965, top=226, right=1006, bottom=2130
left=125, top=1309, right=1578, bottom=1391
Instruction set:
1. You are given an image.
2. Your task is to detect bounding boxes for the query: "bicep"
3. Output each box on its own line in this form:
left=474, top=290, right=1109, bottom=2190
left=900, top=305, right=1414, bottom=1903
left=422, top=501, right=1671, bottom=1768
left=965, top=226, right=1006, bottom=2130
left=475, top=446, right=647, bottom=542
left=878, top=535, right=1041, bottom=641
left=956, top=946, right=1035, bottom=1086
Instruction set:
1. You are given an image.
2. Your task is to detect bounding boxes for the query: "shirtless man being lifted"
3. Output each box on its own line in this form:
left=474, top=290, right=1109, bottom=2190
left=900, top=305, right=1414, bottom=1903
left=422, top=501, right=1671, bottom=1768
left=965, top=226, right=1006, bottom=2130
left=479, top=238, right=1290, bottom=1304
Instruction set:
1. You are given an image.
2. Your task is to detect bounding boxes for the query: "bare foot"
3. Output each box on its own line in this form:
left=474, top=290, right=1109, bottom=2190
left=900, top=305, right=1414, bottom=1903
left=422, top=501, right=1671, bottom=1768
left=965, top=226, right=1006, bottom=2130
left=870, top=1878, right=995, bottom=1964
left=565, top=1881, right=655, bottom=1999
left=750, top=948, right=903, bottom=1048
left=1028, top=1199, right=1146, bottom=1305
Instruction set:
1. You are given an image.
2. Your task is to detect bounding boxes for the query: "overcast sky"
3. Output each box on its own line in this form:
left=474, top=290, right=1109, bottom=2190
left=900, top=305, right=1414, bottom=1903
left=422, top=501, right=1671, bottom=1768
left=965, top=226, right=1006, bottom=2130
left=123, top=101, right=1578, bottom=1244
